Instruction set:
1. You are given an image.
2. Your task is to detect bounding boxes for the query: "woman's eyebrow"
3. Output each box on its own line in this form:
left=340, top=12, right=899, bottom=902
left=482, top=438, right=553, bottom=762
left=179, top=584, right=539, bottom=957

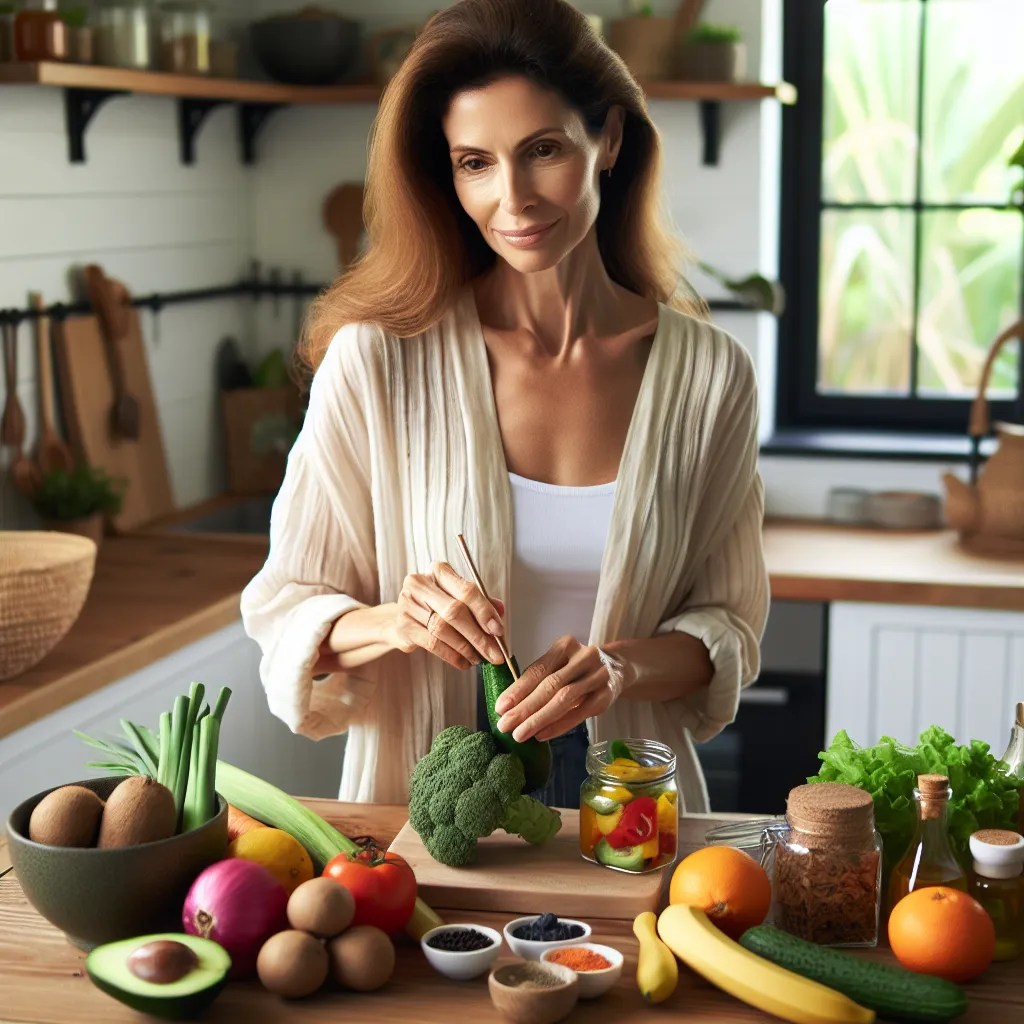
left=449, top=126, right=565, bottom=155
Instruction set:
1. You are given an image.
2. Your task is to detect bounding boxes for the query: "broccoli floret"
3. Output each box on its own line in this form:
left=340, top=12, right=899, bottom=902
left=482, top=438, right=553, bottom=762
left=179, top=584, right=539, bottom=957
left=426, top=825, right=477, bottom=867
left=455, top=781, right=505, bottom=839
left=409, top=727, right=562, bottom=866
left=486, top=753, right=526, bottom=806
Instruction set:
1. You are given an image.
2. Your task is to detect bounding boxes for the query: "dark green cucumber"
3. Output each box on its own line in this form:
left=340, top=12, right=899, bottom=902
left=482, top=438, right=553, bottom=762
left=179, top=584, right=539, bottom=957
left=739, top=925, right=968, bottom=1023
left=481, top=657, right=551, bottom=793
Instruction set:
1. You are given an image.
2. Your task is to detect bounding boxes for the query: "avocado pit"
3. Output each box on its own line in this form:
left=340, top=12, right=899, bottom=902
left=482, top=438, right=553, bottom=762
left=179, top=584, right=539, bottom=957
left=127, top=940, right=200, bottom=985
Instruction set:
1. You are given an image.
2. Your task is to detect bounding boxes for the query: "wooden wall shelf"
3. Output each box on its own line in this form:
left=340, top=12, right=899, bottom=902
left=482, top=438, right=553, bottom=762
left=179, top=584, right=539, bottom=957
left=0, top=61, right=797, bottom=167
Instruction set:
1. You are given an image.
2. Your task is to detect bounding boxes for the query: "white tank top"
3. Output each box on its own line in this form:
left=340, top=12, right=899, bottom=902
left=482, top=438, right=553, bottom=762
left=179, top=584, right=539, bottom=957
left=508, top=472, right=617, bottom=670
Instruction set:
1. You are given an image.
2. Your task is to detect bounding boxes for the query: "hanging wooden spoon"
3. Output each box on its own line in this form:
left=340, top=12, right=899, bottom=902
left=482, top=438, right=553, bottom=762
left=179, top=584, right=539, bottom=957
left=31, top=292, right=75, bottom=476
left=322, top=182, right=365, bottom=271
left=3, top=318, right=42, bottom=499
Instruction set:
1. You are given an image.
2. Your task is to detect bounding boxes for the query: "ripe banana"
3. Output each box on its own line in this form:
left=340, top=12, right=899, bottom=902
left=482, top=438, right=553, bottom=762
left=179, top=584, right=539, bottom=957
left=656, top=904, right=876, bottom=1024
left=633, top=911, right=678, bottom=1004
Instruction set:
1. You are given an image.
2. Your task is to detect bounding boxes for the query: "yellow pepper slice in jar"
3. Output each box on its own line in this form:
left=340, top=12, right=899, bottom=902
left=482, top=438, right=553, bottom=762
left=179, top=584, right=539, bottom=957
left=639, top=834, right=660, bottom=860
left=579, top=801, right=600, bottom=856
left=600, top=783, right=633, bottom=804
left=656, top=792, right=677, bottom=834
left=595, top=804, right=625, bottom=835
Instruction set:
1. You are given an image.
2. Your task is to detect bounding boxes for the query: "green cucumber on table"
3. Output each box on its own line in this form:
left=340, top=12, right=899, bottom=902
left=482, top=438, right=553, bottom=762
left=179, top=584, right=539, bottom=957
left=481, top=657, right=552, bottom=793
left=739, top=925, right=968, bottom=1023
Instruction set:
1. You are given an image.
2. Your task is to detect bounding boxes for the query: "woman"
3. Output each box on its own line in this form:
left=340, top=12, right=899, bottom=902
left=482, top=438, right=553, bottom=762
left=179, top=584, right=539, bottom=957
left=240, top=0, right=769, bottom=812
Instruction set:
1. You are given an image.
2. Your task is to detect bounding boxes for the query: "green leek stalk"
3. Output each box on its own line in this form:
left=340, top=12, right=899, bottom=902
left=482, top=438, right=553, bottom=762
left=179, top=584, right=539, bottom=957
left=172, top=683, right=204, bottom=823
left=166, top=695, right=189, bottom=797
left=157, top=712, right=172, bottom=789
left=214, top=760, right=444, bottom=941
left=181, top=720, right=203, bottom=834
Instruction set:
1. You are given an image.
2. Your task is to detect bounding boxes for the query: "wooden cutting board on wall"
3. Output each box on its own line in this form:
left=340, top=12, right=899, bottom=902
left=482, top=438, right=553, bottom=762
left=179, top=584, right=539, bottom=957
left=53, top=312, right=175, bottom=533
left=388, top=809, right=670, bottom=920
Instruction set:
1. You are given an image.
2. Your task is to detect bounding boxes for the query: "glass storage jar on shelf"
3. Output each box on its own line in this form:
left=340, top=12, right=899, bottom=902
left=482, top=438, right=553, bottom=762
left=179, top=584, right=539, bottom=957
left=155, top=0, right=210, bottom=75
left=770, top=782, right=883, bottom=948
left=14, top=0, right=69, bottom=61
left=96, top=0, right=151, bottom=69
left=579, top=739, right=678, bottom=874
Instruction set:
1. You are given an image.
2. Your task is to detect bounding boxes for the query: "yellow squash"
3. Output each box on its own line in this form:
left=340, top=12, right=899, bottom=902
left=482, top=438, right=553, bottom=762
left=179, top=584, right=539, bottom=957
left=633, top=911, right=678, bottom=1004
left=656, top=904, right=876, bottom=1024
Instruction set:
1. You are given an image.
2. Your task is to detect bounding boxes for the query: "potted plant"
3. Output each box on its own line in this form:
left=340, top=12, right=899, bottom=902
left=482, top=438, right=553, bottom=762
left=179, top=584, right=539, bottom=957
left=31, top=462, right=126, bottom=547
left=678, top=22, right=746, bottom=83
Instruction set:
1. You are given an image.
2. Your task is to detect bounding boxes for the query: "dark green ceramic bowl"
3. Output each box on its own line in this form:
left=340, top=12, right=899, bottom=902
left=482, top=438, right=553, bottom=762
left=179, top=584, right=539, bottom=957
left=6, top=776, right=228, bottom=951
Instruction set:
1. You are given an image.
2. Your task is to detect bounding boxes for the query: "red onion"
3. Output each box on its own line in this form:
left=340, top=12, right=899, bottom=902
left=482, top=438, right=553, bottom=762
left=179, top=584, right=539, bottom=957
left=183, top=859, right=288, bottom=978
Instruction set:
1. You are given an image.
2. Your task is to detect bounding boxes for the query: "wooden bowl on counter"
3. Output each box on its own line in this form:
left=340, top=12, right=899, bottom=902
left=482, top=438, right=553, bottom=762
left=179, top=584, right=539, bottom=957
left=6, top=777, right=228, bottom=951
left=0, top=531, right=97, bottom=681
left=488, top=961, right=579, bottom=1024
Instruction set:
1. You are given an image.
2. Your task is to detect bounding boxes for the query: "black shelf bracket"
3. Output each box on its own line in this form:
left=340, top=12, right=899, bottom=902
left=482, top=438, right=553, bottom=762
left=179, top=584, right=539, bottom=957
left=238, top=102, right=287, bottom=166
left=700, top=100, right=721, bottom=166
left=178, top=98, right=230, bottom=165
left=64, top=87, right=127, bottom=163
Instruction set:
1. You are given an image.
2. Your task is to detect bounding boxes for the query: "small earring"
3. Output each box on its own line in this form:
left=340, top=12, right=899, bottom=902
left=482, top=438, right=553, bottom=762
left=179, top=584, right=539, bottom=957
left=605, top=166, right=613, bottom=179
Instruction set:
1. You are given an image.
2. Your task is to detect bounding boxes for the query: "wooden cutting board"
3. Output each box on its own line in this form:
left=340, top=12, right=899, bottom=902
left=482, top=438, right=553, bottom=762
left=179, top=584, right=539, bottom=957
left=389, top=808, right=686, bottom=921
left=53, top=313, right=174, bottom=533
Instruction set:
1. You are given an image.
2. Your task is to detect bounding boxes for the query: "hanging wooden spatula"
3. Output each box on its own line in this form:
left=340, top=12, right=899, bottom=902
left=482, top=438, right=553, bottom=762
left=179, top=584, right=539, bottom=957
left=83, top=264, right=140, bottom=441
left=2, top=318, right=41, bottom=499
left=323, top=182, right=366, bottom=271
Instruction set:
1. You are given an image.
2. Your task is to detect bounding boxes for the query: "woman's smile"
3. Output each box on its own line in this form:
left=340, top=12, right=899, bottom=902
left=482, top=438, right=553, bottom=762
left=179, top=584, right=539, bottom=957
left=494, top=219, right=560, bottom=248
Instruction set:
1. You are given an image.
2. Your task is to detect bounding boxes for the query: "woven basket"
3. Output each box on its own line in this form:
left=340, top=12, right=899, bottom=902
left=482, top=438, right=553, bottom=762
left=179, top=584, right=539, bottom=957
left=0, top=532, right=97, bottom=681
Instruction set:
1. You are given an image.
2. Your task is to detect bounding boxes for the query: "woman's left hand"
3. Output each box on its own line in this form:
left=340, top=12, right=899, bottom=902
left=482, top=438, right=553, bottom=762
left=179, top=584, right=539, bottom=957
left=493, top=636, right=634, bottom=743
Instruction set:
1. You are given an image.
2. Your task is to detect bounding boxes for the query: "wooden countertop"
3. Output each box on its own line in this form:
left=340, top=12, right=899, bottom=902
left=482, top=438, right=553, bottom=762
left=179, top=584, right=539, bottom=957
left=2, top=520, right=1022, bottom=744
left=0, top=534, right=268, bottom=740
left=764, top=520, right=1024, bottom=610
left=1, top=802, right=1021, bottom=1023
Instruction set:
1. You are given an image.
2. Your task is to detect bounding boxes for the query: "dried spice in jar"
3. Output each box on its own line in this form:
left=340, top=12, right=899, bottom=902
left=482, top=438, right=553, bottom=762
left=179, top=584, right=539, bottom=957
left=772, top=782, right=883, bottom=948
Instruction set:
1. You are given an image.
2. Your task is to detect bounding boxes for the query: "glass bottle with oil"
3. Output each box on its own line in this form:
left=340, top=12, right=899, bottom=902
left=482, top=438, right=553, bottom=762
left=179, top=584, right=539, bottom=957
left=969, top=830, right=1024, bottom=962
left=888, top=773, right=968, bottom=912
left=998, top=702, right=1024, bottom=835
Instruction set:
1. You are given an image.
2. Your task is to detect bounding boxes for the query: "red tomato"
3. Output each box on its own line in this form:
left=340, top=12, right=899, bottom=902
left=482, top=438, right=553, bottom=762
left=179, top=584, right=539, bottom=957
left=323, top=846, right=417, bottom=937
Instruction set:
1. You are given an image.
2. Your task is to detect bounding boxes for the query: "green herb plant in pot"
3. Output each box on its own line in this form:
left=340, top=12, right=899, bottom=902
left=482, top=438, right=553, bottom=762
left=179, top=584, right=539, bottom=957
left=678, top=22, right=746, bottom=82
left=32, top=461, right=126, bottom=548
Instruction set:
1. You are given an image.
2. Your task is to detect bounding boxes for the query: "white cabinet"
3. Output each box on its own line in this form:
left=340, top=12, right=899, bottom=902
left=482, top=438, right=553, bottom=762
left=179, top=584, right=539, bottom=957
left=0, top=621, right=347, bottom=821
left=826, top=602, right=1024, bottom=752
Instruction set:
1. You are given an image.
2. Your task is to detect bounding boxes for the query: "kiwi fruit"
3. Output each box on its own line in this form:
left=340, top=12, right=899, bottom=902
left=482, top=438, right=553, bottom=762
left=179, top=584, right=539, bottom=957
left=326, top=925, right=395, bottom=992
left=28, top=785, right=105, bottom=847
left=257, top=930, right=329, bottom=999
left=287, top=877, right=355, bottom=938
left=97, top=776, right=177, bottom=849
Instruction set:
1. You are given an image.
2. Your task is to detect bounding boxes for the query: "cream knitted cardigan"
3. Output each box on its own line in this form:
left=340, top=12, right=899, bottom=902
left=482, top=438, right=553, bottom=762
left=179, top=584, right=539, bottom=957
left=240, top=286, right=770, bottom=812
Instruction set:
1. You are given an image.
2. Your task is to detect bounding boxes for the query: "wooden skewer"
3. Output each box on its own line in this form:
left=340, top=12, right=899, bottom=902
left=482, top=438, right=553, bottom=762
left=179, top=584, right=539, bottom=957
left=456, top=533, right=518, bottom=681
left=1017, top=702, right=1024, bottom=729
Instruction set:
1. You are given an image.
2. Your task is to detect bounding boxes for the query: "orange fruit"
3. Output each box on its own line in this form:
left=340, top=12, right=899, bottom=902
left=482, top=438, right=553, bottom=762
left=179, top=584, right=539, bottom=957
left=668, top=846, right=771, bottom=939
left=229, top=826, right=315, bottom=895
left=888, top=886, right=995, bottom=983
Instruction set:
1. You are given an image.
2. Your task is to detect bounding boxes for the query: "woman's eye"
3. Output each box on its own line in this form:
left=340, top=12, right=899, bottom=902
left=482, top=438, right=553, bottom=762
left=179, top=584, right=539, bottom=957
left=534, top=142, right=559, bottom=158
left=459, top=157, right=486, bottom=172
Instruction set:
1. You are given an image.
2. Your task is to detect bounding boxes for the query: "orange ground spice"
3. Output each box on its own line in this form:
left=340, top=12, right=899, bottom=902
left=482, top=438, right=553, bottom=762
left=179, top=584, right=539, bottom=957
left=546, top=947, right=611, bottom=972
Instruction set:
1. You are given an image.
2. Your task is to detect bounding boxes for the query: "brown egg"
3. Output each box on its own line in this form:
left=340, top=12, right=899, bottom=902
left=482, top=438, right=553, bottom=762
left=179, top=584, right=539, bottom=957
left=256, top=930, right=329, bottom=999
left=327, top=925, right=395, bottom=992
left=287, top=877, right=355, bottom=938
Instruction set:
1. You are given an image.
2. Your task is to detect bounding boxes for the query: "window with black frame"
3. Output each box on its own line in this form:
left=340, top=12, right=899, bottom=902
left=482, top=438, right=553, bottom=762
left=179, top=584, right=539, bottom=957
left=775, top=0, right=1024, bottom=441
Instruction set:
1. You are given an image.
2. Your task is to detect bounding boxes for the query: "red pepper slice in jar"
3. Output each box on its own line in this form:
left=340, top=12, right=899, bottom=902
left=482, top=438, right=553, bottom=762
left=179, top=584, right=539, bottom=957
left=606, top=795, right=657, bottom=848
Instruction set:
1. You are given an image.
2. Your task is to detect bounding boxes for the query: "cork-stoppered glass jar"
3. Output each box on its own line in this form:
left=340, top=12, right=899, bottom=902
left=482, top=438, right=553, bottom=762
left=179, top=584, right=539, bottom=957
left=579, top=739, right=678, bottom=874
left=771, top=782, right=883, bottom=947
left=969, top=829, right=1024, bottom=962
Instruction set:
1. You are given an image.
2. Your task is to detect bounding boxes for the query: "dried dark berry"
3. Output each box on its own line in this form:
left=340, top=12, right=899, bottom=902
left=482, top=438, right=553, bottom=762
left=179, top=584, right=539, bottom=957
left=427, top=928, right=495, bottom=952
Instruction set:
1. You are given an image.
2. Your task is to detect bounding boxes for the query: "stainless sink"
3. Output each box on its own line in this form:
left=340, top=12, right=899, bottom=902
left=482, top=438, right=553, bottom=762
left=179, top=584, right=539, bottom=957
left=167, top=495, right=275, bottom=534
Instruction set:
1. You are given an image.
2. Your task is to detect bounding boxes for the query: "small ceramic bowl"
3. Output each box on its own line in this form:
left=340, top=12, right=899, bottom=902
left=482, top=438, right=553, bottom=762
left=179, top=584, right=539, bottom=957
left=6, top=777, right=228, bottom=950
left=488, top=960, right=579, bottom=1024
left=420, top=923, right=502, bottom=980
left=503, top=916, right=592, bottom=961
left=541, top=942, right=624, bottom=999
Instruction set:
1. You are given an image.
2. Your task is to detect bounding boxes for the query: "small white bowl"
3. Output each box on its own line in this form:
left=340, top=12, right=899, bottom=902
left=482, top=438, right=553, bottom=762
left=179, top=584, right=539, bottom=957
left=503, top=916, right=592, bottom=961
left=421, top=923, right=503, bottom=980
left=541, top=942, right=623, bottom=999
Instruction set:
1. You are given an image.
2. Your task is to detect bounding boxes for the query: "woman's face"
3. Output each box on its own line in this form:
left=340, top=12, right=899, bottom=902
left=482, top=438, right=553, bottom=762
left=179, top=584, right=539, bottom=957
left=442, top=74, right=622, bottom=272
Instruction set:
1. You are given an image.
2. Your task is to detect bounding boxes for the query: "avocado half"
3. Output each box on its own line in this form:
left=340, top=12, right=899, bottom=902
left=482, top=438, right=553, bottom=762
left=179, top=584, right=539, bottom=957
left=85, top=933, right=231, bottom=1020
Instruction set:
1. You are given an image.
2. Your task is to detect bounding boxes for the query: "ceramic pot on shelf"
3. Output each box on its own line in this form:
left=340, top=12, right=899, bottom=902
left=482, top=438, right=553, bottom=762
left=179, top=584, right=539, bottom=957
left=42, top=512, right=105, bottom=548
left=943, top=318, right=1024, bottom=556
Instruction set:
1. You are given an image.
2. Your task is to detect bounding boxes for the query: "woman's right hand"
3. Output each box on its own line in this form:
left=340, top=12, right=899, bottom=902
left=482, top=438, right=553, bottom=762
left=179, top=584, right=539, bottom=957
left=387, top=561, right=506, bottom=671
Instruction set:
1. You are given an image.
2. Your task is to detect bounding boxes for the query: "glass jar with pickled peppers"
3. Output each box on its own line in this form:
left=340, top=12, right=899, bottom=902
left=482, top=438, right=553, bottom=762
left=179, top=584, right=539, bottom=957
left=579, top=739, right=678, bottom=873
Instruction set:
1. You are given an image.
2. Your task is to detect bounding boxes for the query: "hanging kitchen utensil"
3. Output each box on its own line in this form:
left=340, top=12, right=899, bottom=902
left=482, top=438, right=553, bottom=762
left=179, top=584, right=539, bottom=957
left=3, top=317, right=41, bottom=499
left=31, top=293, right=75, bottom=477
left=456, top=532, right=518, bottom=681
left=83, top=264, right=141, bottom=440
left=323, top=182, right=365, bottom=271
left=942, top=318, right=1024, bottom=557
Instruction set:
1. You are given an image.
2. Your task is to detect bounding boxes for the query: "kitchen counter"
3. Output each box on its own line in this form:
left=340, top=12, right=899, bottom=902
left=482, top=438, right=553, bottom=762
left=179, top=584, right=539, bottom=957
left=2, top=518, right=1022, bottom=743
left=0, top=534, right=268, bottom=740
left=1, top=801, right=1021, bottom=1023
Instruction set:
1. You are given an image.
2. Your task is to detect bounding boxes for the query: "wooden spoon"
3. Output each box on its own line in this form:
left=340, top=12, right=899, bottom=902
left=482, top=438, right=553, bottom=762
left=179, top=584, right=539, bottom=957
left=3, top=319, right=42, bottom=499
left=322, top=183, right=365, bottom=271
left=31, top=293, right=75, bottom=476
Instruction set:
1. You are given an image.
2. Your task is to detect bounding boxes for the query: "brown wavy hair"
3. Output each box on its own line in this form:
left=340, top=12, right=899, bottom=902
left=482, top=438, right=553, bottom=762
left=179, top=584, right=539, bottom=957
left=299, top=0, right=708, bottom=372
